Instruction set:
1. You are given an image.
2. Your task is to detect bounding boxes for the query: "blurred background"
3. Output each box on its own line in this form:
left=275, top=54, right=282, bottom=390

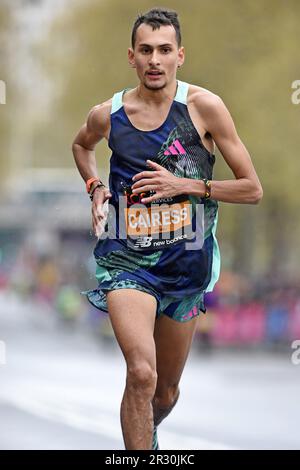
left=1, top=0, right=300, bottom=450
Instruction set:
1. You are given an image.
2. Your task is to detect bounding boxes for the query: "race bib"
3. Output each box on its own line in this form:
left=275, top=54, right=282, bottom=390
left=122, top=186, right=194, bottom=251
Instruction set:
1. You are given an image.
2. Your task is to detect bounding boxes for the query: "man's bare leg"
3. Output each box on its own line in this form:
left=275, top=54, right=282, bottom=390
left=152, top=386, right=180, bottom=426
left=106, top=288, right=157, bottom=450
left=152, top=314, right=199, bottom=432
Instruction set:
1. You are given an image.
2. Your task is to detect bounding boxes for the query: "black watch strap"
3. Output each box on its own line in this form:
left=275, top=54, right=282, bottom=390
left=89, top=182, right=106, bottom=201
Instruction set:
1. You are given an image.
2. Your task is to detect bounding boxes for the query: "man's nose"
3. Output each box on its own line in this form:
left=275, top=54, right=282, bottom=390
left=149, top=51, right=160, bottom=66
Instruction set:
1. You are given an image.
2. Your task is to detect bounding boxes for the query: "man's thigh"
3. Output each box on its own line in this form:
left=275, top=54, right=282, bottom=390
left=106, top=288, right=157, bottom=368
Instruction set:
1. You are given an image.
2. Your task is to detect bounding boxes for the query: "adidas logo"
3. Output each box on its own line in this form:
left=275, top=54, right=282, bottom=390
left=164, top=139, right=186, bottom=156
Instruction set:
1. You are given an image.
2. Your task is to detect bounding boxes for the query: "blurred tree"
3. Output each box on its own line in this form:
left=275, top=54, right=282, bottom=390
left=32, top=0, right=300, bottom=277
left=0, top=1, right=11, bottom=185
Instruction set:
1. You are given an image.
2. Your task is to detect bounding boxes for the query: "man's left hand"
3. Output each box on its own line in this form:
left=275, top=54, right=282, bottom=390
left=131, top=160, right=184, bottom=204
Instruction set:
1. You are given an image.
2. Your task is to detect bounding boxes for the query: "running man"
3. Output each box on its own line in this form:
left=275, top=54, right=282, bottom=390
left=72, top=8, right=263, bottom=450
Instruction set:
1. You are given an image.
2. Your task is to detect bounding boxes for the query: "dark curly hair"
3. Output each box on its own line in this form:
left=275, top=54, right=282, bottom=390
left=131, top=7, right=181, bottom=49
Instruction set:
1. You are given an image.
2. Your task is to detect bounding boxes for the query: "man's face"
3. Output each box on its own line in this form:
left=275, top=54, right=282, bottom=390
left=128, top=24, right=184, bottom=91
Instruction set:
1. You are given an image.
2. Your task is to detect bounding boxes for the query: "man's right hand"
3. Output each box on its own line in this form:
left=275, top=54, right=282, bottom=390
left=92, top=186, right=112, bottom=237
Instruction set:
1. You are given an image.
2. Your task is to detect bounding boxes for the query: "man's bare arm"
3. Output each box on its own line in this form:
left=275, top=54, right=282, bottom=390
left=72, top=101, right=112, bottom=236
left=72, top=101, right=111, bottom=184
left=186, top=93, right=263, bottom=204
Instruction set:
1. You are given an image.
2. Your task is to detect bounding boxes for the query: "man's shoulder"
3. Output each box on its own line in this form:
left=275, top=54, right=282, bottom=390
left=87, top=98, right=112, bottom=132
left=90, top=98, right=113, bottom=120
left=187, top=83, right=224, bottom=114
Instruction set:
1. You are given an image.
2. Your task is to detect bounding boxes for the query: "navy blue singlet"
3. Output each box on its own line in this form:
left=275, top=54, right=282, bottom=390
left=83, top=80, right=221, bottom=322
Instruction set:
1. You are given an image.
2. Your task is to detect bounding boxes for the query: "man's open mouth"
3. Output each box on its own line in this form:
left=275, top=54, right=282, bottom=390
left=147, top=71, right=163, bottom=76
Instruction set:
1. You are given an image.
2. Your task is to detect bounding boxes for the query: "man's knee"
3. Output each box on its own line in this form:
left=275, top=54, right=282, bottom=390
left=126, top=359, right=158, bottom=396
left=152, top=385, right=180, bottom=426
left=154, top=383, right=180, bottom=408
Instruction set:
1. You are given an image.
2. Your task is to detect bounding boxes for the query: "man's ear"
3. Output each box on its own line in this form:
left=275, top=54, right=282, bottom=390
left=128, top=48, right=136, bottom=68
left=178, top=46, right=185, bottom=68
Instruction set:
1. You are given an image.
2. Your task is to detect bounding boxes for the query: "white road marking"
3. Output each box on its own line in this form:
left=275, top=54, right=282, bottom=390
left=0, top=393, right=235, bottom=450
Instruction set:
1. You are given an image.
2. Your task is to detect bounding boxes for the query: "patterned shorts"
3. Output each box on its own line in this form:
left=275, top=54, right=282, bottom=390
left=82, top=260, right=207, bottom=324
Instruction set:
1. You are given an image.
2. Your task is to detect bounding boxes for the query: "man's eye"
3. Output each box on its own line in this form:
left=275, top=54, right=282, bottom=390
left=141, top=48, right=150, bottom=53
left=162, top=48, right=171, bottom=53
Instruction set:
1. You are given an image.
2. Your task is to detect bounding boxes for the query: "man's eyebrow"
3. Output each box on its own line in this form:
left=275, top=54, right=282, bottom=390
left=138, top=43, right=173, bottom=48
